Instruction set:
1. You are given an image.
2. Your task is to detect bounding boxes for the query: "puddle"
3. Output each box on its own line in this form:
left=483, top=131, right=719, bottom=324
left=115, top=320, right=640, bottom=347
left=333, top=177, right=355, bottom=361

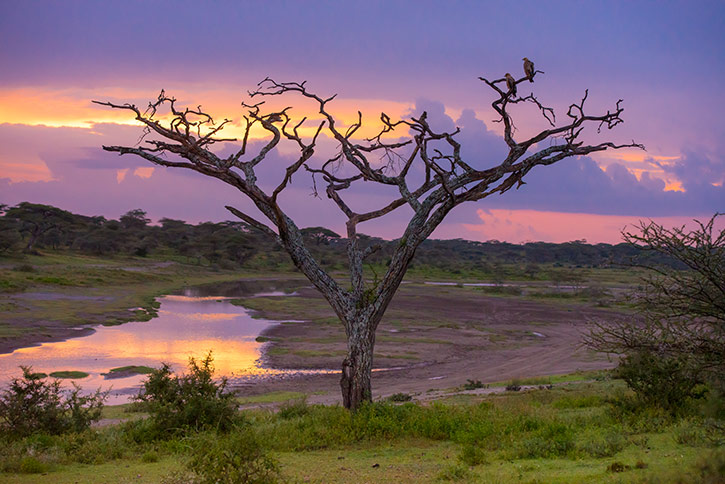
left=0, top=280, right=316, bottom=404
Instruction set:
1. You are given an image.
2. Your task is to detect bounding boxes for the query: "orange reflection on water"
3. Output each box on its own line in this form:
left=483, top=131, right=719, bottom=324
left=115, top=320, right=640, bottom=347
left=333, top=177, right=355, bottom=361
left=163, top=295, right=232, bottom=302
left=158, top=310, right=241, bottom=321
left=0, top=295, right=281, bottom=403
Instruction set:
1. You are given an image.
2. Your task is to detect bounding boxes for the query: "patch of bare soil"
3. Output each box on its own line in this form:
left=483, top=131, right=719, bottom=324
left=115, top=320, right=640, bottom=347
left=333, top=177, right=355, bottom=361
left=232, top=284, right=621, bottom=403
left=0, top=323, right=97, bottom=354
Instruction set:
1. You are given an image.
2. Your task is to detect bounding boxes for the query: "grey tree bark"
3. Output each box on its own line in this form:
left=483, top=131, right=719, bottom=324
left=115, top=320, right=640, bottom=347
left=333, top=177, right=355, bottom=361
left=94, top=66, right=641, bottom=410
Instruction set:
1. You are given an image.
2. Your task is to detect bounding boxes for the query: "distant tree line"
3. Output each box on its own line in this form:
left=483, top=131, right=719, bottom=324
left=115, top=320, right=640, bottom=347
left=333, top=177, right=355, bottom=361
left=0, top=202, right=675, bottom=271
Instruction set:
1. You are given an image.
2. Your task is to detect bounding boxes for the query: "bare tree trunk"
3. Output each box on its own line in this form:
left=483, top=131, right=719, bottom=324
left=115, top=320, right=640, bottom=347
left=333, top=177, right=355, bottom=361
left=341, top=322, right=376, bottom=410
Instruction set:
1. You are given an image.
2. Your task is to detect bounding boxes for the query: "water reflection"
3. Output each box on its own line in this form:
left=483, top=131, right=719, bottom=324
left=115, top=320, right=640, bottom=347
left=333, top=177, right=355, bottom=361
left=177, top=279, right=305, bottom=298
left=0, top=279, right=319, bottom=404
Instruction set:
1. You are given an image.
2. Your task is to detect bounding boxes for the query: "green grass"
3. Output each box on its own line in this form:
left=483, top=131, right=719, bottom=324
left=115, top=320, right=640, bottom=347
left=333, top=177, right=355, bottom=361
left=0, top=379, right=720, bottom=483
left=100, top=402, right=146, bottom=420
left=1, top=457, right=179, bottom=483
left=48, top=371, right=89, bottom=379
left=482, top=370, right=610, bottom=388
left=237, top=391, right=308, bottom=405
left=105, top=365, right=155, bottom=375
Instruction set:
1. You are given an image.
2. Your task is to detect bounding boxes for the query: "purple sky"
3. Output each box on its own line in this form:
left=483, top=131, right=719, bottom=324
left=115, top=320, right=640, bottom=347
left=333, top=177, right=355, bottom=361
left=0, top=1, right=723, bottom=242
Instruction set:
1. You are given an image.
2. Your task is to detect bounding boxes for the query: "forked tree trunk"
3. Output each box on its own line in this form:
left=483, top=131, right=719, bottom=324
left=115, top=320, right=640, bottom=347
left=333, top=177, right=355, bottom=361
left=340, top=323, right=376, bottom=410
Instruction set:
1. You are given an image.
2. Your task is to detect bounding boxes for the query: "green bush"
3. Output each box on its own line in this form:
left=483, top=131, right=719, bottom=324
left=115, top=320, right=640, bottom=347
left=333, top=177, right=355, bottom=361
left=515, top=422, right=574, bottom=458
left=672, top=417, right=724, bottom=447
left=141, top=450, right=159, bottom=463
left=577, top=430, right=627, bottom=457
left=458, top=442, right=487, bottom=466
left=277, top=398, right=310, bottom=419
left=187, top=426, right=280, bottom=484
left=0, top=367, right=107, bottom=438
left=462, top=379, right=487, bottom=390
left=55, top=429, right=125, bottom=464
left=615, top=350, right=703, bottom=412
left=134, top=353, right=240, bottom=436
left=606, top=391, right=673, bottom=433
left=505, top=380, right=522, bottom=392
left=386, top=392, right=413, bottom=402
left=18, top=456, right=48, bottom=474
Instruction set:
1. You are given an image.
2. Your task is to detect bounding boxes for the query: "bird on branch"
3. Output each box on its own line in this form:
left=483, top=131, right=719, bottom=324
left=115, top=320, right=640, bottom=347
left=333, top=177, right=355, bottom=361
left=523, top=57, right=535, bottom=82
left=505, top=73, right=517, bottom=97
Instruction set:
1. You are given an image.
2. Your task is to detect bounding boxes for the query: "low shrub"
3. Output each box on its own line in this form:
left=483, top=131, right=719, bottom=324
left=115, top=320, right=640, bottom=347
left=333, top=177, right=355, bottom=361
left=18, top=456, right=48, bottom=474
left=505, top=380, right=522, bottom=392
left=134, top=352, right=240, bottom=436
left=605, top=391, right=674, bottom=432
left=672, top=417, right=723, bottom=447
left=577, top=430, right=627, bottom=457
left=462, top=379, right=487, bottom=391
left=515, top=422, right=574, bottom=458
left=458, top=442, right=487, bottom=466
left=386, top=392, right=413, bottom=402
left=615, top=350, right=703, bottom=412
left=187, top=426, right=280, bottom=484
left=141, top=450, right=159, bottom=463
left=277, top=398, right=310, bottom=419
left=607, top=461, right=630, bottom=473
left=0, top=366, right=107, bottom=438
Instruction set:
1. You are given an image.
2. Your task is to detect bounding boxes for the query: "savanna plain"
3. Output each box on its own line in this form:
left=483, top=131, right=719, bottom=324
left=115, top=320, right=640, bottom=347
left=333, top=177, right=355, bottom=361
left=0, top=241, right=722, bottom=483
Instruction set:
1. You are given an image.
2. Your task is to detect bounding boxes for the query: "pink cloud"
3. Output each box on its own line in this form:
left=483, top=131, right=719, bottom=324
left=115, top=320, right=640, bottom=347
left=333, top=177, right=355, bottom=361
left=453, top=209, right=721, bottom=244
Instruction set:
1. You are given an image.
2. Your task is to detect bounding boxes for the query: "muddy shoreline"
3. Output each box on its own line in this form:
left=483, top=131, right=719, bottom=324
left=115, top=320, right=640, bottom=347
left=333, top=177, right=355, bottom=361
left=228, top=283, right=621, bottom=402
left=2, top=277, right=621, bottom=404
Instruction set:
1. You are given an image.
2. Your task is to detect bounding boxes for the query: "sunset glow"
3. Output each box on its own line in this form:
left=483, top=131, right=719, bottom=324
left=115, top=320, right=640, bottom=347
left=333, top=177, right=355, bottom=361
left=458, top=209, right=715, bottom=244
left=0, top=2, right=722, bottom=243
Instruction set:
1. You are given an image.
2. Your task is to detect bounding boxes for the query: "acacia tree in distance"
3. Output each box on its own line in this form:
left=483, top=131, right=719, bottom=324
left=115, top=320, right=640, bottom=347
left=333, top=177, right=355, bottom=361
left=95, top=65, right=641, bottom=409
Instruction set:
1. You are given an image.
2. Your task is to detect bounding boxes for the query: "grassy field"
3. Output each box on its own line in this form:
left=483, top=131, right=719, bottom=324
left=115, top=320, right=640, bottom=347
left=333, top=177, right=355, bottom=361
left=0, top=377, right=721, bottom=483
left=1, top=251, right=719, bottom=483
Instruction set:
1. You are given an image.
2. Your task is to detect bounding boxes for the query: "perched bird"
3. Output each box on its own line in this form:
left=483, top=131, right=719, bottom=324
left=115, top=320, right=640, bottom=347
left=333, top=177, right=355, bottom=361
left=504, top=73, right=517, bottom=97
left=523, top=57, right=535, bottom=82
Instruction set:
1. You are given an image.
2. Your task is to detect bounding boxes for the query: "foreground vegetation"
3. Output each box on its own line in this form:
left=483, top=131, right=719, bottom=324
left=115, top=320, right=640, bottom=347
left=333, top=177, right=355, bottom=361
left=0, top=369, right=721, bottom=483
left=2, top=206, right=721, bottom=481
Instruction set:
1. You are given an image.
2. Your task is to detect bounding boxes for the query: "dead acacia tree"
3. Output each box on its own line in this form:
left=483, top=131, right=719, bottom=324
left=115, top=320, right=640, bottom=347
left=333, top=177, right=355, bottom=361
left=94, top=66, right=641, bottom=410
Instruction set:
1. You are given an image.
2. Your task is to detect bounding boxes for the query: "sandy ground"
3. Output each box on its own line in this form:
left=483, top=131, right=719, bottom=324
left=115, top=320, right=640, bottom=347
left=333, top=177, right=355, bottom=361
left=229, top=283, right=621, bottom=404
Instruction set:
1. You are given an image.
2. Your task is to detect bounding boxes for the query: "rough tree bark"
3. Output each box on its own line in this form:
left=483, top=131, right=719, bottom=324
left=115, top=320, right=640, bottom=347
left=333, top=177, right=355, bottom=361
left=94, top=65, right=641, bottom=410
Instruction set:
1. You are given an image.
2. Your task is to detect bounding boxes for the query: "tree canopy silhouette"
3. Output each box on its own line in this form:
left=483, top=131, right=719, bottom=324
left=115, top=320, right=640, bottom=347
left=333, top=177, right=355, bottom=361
left=95, top=64, right=641, bottom=409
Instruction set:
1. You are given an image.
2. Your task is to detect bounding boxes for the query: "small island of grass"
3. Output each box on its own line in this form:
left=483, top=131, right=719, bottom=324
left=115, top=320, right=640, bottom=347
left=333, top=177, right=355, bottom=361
left=49, top=371, right=89, bottom=379
left=102, top=365, right=155, bottom=379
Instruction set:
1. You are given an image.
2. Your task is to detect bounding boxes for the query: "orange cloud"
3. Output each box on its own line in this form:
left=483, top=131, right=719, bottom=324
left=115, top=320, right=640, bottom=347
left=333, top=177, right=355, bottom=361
left=0, top=87, right=412, bottom=142
left=133, top=166, right=154, bottom=179
left=664, top=181, right=685, bottom=192
left=0, top=159, right=54, bottom=182
left=606, top=152, right=680, bottom=163
left=116, top=168, right=128, bottom=183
